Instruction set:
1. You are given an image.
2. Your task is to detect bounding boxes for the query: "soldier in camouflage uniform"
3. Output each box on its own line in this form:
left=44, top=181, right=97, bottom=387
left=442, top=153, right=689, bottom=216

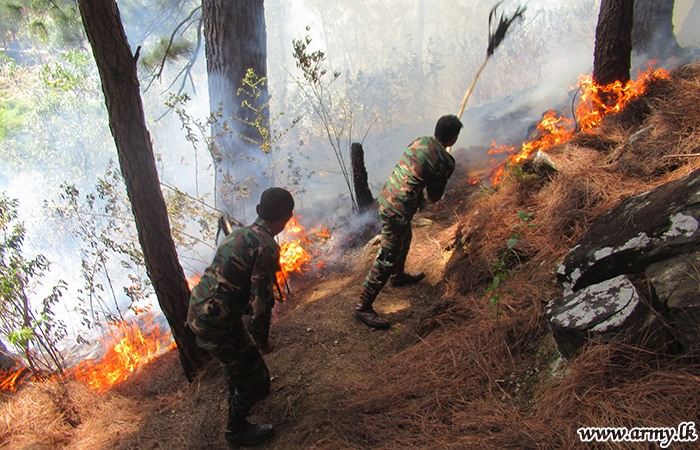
left=188, top=187, right=294, bottom=447
left=355, top=115, right=463, bottom=328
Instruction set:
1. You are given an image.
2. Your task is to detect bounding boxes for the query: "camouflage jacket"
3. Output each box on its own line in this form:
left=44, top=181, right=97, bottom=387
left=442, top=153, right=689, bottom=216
left=187, top=218, right=280, bottom=349
left=378, top=136, right=455, bottom=219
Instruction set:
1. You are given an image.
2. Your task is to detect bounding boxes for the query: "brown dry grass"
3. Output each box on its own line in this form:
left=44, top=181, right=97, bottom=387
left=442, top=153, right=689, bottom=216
left=0, top=379, right=141, bottom=449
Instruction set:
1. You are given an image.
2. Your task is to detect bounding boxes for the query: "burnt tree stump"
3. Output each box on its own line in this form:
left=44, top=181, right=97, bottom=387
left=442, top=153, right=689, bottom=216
left=351, top=142, right=375, bottom=212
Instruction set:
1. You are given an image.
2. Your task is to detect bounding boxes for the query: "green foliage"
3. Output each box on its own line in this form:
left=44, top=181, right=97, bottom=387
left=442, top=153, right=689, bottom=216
left=40, top=50, right=91, bottom=94
left=234, top=68, right=301, bottom=183
left=487, top=210, right=535, bottom=320
left=0, top=0, right=84, bottom=55
left=139, top=37, right=194, bottom=73
left=48, top=163, right=152, bottom=331
left=0, top=94, right=30, bottom=138
left=165, top=68, right=301, bottom=212
left=0, top=49, right=110, bottom=181
left=292, top=32, right=334, bottom=85
left=0, top=191, right=68, bottom=375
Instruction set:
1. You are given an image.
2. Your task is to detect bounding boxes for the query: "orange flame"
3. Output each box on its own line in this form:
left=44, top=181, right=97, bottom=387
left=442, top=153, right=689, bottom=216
left=187, top=273, right=201, bottom=290
left=70, top=312, right=176, bottom=392
left=0, top=362, right=31, bottom=391
left=277, top=215, right=313, bottom=286
left=490, top=63, right=669, bottom=184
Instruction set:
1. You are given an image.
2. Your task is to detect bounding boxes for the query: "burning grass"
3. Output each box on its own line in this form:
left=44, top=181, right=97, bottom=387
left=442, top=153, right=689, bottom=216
left=324, top=63, right=700, bottom=449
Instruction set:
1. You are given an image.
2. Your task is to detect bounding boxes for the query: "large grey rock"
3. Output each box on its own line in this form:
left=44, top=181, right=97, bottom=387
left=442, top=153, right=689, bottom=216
left=647, top=253, right=700, bottom=353
left=546, top=275, right=662, bottom=358
left=557, top=168, right=700, bottom=295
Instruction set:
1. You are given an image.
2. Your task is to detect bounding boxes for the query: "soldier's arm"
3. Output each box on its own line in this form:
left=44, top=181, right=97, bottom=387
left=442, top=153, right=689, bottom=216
left=246, top=247, right=279, bottom=349
left=425, top=151, right=455, bottom=203
left=425, top=164, right=455, bottom=202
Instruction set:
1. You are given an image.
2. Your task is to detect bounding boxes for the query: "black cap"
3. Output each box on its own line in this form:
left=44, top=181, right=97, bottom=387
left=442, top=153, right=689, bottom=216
left=258, top=188, right=294, bottom=221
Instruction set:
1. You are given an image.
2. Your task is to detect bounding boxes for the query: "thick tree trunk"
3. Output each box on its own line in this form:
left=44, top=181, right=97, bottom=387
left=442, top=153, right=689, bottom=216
left=632, top=0, right=681, bottom=59
left=593, top=0, right=634, bottom=88
left=77, top=0, right=209, bottom=382
left=350, top=143, right=375, bottom=213
left=202, top=0, right=269, bottom=211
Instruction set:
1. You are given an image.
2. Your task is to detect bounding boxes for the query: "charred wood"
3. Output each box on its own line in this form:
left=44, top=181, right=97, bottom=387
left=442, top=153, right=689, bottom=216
left=351, top=142, right=375, bottom=213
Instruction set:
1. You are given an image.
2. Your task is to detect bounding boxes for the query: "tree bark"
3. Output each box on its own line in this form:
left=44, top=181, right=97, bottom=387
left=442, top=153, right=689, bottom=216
left=632, top=0, right=681, bottom=59
left=202, top=0, right=269, bottom=211
left=77, top=0, right=209, bottom=382
left=350, top=143, right=375, bottom=213
left=593, top=0, right=634, bottom=88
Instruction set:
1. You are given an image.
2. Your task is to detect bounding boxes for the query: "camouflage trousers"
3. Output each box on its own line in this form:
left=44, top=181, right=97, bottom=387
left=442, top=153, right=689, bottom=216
left=363, top=209, right=413, bottom=297
left=196, top=334, right=271, bottom=410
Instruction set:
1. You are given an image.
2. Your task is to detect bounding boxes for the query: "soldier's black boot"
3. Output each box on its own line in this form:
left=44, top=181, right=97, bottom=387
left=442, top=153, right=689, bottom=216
left=224, top=406, right=274, bottom=447
left=354, top=289, right=390, bottom=328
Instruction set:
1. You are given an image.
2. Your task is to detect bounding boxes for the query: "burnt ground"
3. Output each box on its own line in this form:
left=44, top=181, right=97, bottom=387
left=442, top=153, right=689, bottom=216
left=110, top=173, right=478, bottom=450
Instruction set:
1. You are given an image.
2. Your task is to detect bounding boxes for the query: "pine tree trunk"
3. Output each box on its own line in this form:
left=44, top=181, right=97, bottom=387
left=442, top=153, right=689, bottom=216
left=202, top=0, right=269, bottom=212
left=593, top=0, right=634, bottom=88
left=632, top=0, right=681, bottom=59
left=77, top=0, right=209, bottom=382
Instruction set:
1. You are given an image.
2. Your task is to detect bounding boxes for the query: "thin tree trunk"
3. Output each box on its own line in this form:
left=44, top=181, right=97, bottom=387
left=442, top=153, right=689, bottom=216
left=77, top=0, right=209, bottom=382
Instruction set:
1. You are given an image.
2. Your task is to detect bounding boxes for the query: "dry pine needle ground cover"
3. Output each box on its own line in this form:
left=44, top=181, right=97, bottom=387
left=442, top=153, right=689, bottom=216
left=2, top=63, right=700, bottom=450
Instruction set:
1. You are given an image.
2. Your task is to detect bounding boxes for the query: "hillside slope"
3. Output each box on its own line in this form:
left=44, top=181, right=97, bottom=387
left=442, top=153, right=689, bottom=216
left=2, top=63, right=700, bottom=450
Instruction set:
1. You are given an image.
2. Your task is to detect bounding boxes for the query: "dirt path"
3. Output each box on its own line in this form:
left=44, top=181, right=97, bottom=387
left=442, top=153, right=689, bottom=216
left=256, top=211, right=458, bottom=449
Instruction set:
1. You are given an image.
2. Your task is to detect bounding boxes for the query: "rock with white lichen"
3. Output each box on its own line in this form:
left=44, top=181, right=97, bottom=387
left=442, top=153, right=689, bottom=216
left=546, top=275, right=664, bottom=358
left=557, top=167, right=700, bottom=295
left=549, top=167, right=700, bottom=358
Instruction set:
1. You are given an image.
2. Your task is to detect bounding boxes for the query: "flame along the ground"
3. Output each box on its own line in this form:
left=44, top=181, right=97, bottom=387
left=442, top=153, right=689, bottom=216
left=0, top=215, right=329, bottom=393
left=485, top=61, right=669, bottom=185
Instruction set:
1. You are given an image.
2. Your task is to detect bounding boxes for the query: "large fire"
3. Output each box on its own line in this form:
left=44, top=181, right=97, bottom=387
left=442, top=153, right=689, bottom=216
left=488, top=62, right=669, bottom=184
left=0, top=216, right=324, bottom=394
left=70, top=312, right=176, bottom=393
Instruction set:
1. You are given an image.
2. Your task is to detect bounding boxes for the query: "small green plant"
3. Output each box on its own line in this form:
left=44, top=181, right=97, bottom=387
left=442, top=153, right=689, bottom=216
left=487, top=210, right=535, bottom=319
left=0, top=192, right=68, bottom=376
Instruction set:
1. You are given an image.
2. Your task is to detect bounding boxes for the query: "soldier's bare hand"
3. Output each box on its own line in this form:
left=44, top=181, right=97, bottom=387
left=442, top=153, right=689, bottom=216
left=260, top=341, right=276, bottom=355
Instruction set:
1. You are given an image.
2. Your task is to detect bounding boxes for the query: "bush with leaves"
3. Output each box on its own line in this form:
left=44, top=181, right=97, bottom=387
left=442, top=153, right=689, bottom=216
left=49, top=163, right=152, bottom=333
left=165, top=68, right=300, bottom=217
left=0, top=192, right=67, bottom=376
